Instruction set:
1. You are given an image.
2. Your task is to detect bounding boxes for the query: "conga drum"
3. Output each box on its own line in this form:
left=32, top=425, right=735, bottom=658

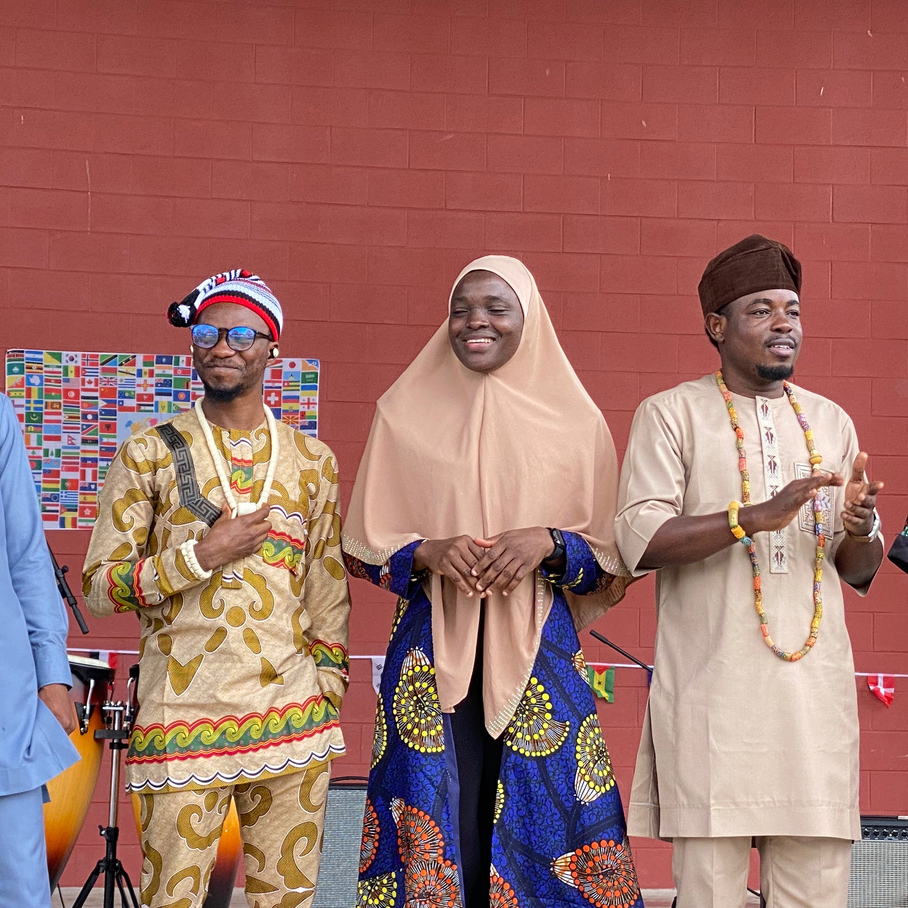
left=44, top=654, right=114, bottom=888
left=128, top=663, right=243, bottom=908
left=205, top=800, right=242, bottom=908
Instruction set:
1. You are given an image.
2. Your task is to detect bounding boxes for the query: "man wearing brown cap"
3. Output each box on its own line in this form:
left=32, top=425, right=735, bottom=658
left=615, top=235, right=884, bottom=907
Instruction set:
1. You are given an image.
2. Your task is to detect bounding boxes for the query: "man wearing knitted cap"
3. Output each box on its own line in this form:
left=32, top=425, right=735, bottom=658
left=616, top=236, right=884, bottom=907
left=83, top=270, right=351, bottom=908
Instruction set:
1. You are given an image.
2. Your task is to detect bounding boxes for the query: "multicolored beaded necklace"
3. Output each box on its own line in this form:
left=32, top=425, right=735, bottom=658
left=716, top=370, right=825, bottom=662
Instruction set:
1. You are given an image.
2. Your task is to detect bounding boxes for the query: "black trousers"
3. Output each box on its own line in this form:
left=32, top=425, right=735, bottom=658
left=448, top=619, right=504, bottom=908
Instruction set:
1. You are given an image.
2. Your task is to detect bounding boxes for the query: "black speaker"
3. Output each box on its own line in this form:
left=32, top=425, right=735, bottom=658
left=314, top=777, right=368, bottom=908
left=848, top=816, right=908, bottom=908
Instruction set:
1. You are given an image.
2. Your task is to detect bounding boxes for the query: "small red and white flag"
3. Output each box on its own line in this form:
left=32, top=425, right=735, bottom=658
left=96, top=650, right=119, bottom=672
left=867, top=674, right=895, bottom=708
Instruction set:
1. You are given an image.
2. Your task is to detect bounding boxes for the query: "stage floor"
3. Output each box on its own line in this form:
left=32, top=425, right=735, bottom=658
left=59, top=888, right=763, bottom=907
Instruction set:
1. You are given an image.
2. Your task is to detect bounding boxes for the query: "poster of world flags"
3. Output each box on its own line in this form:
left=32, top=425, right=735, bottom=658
left=5, top=349, right=320, bottom=529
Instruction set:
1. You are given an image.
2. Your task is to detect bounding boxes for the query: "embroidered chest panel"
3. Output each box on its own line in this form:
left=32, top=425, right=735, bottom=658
left=755, top=396, right=788, bottom=573
left=795, top=461, right=833, bottom=539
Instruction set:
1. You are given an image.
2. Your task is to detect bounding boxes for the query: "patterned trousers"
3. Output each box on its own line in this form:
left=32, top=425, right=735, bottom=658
left=136, top=761, right=331, bottom=908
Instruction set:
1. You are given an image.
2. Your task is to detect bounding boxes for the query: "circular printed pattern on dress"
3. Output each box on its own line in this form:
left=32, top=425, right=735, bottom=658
left=360, top=798, right=380, bottom=874
left=356, top=872, right=398, bottom=907
left=392, top=648, right=444, bottom=753
left=551, top=838, right=640, bottom=908
left=574, top=713, right=616, bottom=803
left=502, top=676, right=569, bottom=757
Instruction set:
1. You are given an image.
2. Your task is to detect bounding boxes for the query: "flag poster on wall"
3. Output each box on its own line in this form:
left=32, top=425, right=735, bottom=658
left=5, top=349, right=319, bottom=529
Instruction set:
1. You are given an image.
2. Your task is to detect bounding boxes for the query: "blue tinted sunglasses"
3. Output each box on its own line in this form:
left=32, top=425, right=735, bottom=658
left=191, top=324, right=272, bottom=352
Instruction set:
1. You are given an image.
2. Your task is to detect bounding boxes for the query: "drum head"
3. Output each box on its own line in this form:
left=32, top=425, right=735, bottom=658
left=68, top=653, right=115, bottom=686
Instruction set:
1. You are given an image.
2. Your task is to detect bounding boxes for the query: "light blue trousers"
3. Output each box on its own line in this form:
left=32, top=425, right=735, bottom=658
left=0, top=786, right=52, bottom=908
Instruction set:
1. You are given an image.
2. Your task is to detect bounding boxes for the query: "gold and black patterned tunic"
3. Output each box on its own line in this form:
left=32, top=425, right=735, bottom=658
left=83, top=409, right=350, bottom=794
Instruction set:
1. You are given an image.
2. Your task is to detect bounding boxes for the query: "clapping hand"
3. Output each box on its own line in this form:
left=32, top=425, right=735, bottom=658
left=842, top=451, right=883, bottom=537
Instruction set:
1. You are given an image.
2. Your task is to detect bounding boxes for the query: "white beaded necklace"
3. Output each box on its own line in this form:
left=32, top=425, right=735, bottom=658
left=195, top=400, right=279, bottom=517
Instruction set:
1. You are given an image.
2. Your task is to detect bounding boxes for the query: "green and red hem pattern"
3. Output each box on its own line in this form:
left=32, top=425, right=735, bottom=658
left=309, top=638, right=349, bottom=681
left=127, top=695, right=339, bottom=764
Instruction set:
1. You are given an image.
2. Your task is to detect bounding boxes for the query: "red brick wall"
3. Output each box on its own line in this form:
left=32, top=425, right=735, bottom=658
left=5, top=0, right=907, bottom=892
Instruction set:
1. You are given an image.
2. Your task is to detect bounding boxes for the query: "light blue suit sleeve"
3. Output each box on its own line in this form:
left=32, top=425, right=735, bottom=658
left=0, top=393, right=77, bottom=795
left=0, top=395, right=71, bottom=689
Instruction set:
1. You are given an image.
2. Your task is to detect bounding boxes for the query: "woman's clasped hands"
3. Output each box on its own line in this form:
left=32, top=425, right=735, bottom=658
left=413, top=526, right=557, bottom=598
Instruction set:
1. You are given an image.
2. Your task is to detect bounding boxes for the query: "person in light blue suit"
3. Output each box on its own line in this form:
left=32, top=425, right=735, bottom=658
left=0, top=392, right=78, bottom=907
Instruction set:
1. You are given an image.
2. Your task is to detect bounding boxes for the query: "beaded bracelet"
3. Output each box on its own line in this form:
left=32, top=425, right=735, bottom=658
left=727, top=500, right=752, bottom=546
left=180, top=539, right=213, bottom=581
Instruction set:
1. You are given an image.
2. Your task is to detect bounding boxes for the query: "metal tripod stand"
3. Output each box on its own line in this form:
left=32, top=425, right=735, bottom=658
left=70, top=701, right=139, bottom=908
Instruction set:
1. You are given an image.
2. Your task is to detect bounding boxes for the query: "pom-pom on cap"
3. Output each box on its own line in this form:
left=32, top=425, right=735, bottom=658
left=167, top=290, right=201, bottom=328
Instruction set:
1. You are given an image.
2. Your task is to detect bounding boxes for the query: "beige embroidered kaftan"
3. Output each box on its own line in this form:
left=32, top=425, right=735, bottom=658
left=83, top=409, right=350, bottom=794
left=616, top=375, right=878, bottom=841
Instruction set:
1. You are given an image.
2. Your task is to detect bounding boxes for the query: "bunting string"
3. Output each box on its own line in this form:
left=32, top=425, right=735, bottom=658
left=65, top=647, right=908, bottom=678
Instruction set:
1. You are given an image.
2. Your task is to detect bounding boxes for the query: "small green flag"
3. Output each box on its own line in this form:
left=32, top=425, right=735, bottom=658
left=587, top=666, right=615, bottom=702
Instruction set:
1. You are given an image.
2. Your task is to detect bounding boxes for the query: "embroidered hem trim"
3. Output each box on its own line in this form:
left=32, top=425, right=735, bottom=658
left=485, top=570, right=552, bottom=739
left=589, top=545, right=633, bottom=578
left=125, top=740, right=345, bottom=793
left=342, top=534, right=415, bottom=566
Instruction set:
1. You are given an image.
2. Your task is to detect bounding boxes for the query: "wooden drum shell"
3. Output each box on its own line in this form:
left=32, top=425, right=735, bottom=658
left=44, top=655, right=113, bottom=889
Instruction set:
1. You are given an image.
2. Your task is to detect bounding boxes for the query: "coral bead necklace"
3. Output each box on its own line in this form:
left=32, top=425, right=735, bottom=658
left=716, top=370, right=825, bottom=662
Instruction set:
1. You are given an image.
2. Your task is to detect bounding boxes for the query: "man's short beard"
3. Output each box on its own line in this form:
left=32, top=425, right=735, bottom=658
left=756, top=363, right=794, bottom=382
left=202, top=381, right=243, bottom=402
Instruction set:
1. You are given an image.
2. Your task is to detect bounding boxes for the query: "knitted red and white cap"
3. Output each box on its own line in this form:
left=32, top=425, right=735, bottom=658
left=167, top=269, right=283, bottom=340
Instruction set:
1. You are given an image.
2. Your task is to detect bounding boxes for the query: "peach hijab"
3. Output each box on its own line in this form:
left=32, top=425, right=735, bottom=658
left=342, top=256, right=629, bottom=737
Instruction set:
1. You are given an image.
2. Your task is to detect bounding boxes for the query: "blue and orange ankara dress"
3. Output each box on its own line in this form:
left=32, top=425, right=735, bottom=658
left=345, top=532, right=643, bottom=908
left=342, top=254, right=642, bottom=908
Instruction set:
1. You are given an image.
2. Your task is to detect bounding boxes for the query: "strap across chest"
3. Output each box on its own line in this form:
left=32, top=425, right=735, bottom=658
left=156, top=423, right=222, bottom=527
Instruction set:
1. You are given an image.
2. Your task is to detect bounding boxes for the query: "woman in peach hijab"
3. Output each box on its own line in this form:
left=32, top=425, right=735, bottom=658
left=343, top=256, right=642, bottom=908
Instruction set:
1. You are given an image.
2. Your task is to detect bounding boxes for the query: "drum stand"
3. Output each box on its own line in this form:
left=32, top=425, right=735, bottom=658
left=70, top=701, right=139, bottom=908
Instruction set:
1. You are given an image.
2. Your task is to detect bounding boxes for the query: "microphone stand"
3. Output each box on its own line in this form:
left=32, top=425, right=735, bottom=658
left=48, top=543, right=89, bottom=634
left=588, top=629, right=652, bottom=678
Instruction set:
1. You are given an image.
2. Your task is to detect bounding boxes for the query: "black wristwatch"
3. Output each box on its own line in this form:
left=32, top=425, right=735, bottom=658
left=546, top=527, right=566, bottom=563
